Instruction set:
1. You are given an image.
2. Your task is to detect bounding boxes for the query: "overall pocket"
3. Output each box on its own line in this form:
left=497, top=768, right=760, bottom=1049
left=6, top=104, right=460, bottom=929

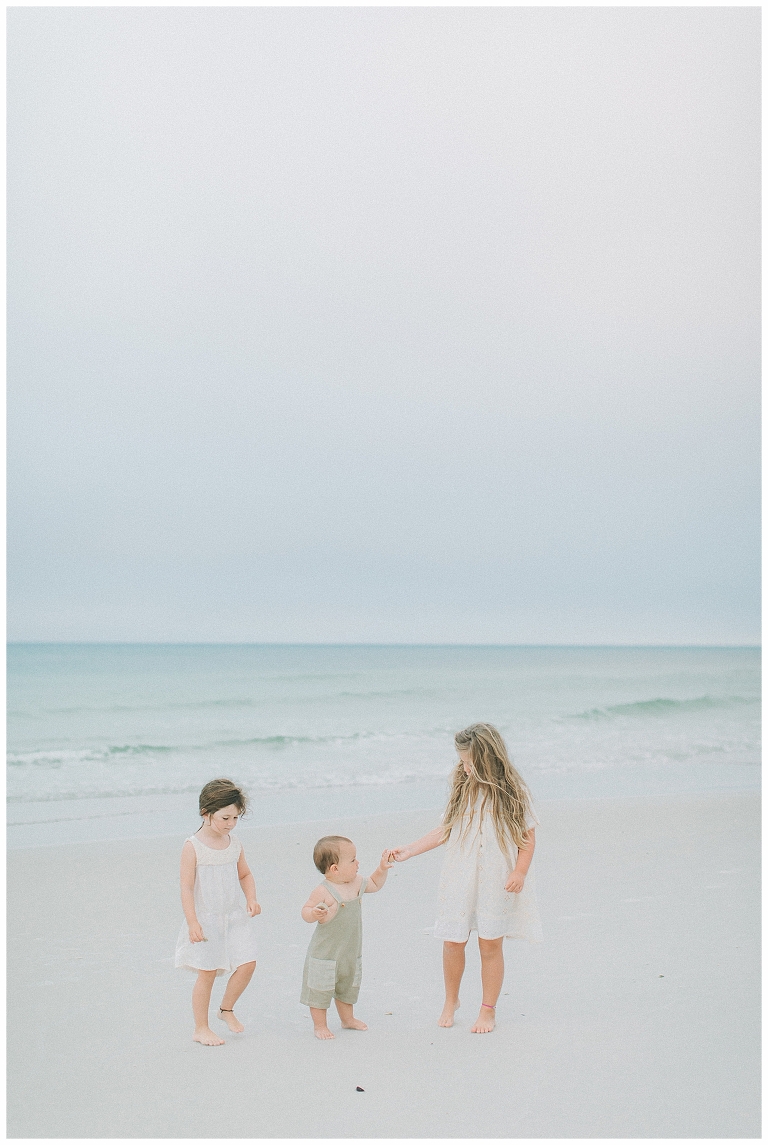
left=351, top=956, right=362, bottom=989
left=307, top=957, right=337, bottom=992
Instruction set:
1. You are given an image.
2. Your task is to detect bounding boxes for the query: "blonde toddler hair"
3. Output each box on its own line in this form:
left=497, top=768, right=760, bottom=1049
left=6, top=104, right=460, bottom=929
left=313, top=835, right=353, bottom=874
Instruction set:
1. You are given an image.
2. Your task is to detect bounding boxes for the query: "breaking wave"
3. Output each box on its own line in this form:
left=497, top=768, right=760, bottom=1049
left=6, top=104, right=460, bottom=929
left=571, top=695, right=760, bottom=720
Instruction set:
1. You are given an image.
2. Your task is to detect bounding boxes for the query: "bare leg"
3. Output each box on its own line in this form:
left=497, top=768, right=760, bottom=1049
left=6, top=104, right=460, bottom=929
left=192, top=970, right=224, bottom=1045
left=335, top=1000, right=367, bottom=1031
left=439, top=940, right=467, bottom=1026
left=310, top=1006, right=334, bottom=1039
left=218, top=961, right=256, bottom=1032
left=471, top=937, right=504, bottom=1032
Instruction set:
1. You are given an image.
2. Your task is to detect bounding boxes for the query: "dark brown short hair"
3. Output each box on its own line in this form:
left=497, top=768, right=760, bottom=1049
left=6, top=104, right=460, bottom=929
left=313, top=835, right=353, bottom=874
left=199, top=778, right=248, bottom=819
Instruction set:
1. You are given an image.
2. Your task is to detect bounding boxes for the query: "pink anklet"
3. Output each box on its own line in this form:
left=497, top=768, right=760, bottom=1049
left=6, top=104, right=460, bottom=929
left=481, top=1003, right=495, bottom=1009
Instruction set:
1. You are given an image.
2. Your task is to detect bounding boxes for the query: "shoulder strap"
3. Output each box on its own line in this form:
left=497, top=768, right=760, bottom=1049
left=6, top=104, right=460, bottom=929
left=358, top=877, right=368, bottom=897
left=323, top=880, right=344, bottom=904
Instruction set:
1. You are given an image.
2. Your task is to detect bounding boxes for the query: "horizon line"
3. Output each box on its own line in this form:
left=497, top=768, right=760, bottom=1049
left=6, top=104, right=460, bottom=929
left=6, top=641, right=761, bottom=649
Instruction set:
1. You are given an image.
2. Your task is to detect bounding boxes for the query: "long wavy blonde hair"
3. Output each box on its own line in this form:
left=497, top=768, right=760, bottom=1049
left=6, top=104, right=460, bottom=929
left=442, top=723, right=533, bottom=854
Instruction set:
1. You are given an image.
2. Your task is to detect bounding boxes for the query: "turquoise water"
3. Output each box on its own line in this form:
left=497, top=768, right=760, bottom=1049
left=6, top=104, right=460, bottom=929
left=7, top=644, right=760, bottom=846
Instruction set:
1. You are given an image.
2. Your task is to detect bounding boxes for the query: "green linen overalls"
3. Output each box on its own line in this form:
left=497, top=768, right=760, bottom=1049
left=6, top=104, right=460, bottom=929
left=300, top=877, right=368, bottom=1008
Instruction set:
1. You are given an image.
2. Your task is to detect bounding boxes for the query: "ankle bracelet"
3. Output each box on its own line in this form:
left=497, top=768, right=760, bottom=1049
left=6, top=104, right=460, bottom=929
left=481, top=1003, right=496, bottom=1009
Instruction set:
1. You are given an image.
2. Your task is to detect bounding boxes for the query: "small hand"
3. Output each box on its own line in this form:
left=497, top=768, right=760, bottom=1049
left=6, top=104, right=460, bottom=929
left=380, top=848, right=395, bottom=869
left=312, top=902, right=331, bottom=922
left=389, top=846, right=411, bottom=862
left=246, top=900, right=261, bottom=917
left=188, top=921, right=206, bottom=943
left=505, top=871, right=525, bottom=894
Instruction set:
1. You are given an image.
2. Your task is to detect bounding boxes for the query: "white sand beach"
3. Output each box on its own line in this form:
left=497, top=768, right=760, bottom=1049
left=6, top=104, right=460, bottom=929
left=8, top=792, right=759, bottom=1138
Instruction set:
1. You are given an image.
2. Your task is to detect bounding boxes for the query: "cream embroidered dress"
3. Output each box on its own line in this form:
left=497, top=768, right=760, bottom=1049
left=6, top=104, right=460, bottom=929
left=174, top=832, right=258, bottom=975
left=433, top=803, right=543, bottom=943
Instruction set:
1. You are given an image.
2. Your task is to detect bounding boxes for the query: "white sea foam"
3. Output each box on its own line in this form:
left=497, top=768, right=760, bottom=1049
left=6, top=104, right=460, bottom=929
left=7, top=645, right=760, bottom=839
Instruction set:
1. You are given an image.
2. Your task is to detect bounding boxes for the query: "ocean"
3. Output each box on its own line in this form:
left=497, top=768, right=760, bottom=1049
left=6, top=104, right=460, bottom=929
left=7, top=644, right=760, bottom=847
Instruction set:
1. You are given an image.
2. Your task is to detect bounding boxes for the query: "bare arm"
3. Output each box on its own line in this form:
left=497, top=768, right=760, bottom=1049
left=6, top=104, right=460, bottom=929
left=180, top=841, right=205, bottom=943
left=365, top=849, right=394, bottom=892
left=389, top=825, right=445, bottom=862
left=301, top=884, right=338, bottom=924
left=237, top=849, right=261, bottom=916
left=505, top=828, right=535, bottom=893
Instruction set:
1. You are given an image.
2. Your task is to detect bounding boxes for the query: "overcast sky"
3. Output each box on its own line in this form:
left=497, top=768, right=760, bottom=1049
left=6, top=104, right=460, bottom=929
left=8, top=6, right=760, bottom=644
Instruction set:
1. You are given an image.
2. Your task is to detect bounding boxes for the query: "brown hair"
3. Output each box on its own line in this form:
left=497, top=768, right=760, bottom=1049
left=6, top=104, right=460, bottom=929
left=199, top=778, right=248, bottom=819
left=442, top=724, right=533, bottom=854
left=313, top=835, right=353, bottom=874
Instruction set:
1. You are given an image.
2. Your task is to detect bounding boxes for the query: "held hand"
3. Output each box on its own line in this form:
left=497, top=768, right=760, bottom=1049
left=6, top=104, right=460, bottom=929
left=380, top=848, right=395, bottom=869
left=505, top=871, right=525, bottom=894
left=246, top=900, right=261, bottom=917
left=188, top=921, right=206, bottom=943
left=388, top=846, right=412, bottom=863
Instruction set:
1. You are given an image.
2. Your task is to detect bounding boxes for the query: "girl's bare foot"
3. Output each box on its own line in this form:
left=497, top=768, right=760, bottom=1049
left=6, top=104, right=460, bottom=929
left=438, top=999, right=460, bottom=1027
left=340, top=1016, right=368, bottom=1031
left=193, top=1027, right=225, bottom=1046
left=313, top=1024, right=335, bottom=1040
left=471, top=1004, right=496, bottom=1033
left=219, top=1008, right=244, bottom=1033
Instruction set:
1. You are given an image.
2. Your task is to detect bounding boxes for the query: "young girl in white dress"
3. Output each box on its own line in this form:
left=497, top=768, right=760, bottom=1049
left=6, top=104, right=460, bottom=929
left=175, top=778, right=261, bottom=1046
left=390, top=723, right=542, bottom=1033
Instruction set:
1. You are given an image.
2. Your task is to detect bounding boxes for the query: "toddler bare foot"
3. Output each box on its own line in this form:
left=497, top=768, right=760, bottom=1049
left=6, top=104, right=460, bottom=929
left=340, top=1017, right=368, bottom=1031
left=218, top=1008, right=244, bottom=1033
left=313, top=1024, right=335, bottom=1040
left=438, top=999, right=460, bottom=1027
left=471, top=1005, right=496, bottom=1033
left=193, top=1027, right=225, bottom=1046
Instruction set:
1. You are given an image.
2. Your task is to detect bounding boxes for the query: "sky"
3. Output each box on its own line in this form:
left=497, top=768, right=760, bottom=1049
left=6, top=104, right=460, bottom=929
left=7, top=6, right=760, bottom=645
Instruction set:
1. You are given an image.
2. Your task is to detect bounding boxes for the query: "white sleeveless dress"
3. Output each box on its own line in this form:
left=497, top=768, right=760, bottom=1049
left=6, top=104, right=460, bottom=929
left=433, top=804, right=543, bottom=943
left=174, top=832, right=259, bottom=975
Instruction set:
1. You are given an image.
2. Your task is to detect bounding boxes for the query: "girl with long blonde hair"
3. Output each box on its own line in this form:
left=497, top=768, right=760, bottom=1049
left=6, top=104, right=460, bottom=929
left=390, top=724, right=542, bottom=1032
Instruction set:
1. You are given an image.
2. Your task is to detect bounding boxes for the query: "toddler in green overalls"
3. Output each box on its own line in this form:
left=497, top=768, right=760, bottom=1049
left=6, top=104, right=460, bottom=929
left=300, top=835, right=393, bottom=1039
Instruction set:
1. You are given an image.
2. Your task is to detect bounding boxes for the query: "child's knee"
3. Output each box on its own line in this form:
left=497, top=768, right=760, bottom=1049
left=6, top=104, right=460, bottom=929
left=443, top=940, right=467, bottom=951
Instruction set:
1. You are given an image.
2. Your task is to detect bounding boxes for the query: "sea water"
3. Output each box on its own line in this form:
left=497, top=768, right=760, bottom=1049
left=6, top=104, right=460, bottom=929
left=7, top=644, right=760, bottom=847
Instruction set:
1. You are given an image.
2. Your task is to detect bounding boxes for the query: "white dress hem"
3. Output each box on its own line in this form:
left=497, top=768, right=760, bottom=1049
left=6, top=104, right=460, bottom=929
left=432, top=803, right=543, bottom=945
left=174, top=832, right=259, bottom=975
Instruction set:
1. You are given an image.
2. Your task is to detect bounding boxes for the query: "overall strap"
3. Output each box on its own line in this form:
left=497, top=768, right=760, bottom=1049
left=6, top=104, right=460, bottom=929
left=323, top=880, right=344, bottom=904
left=357, top=877, right=369, bottom=898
